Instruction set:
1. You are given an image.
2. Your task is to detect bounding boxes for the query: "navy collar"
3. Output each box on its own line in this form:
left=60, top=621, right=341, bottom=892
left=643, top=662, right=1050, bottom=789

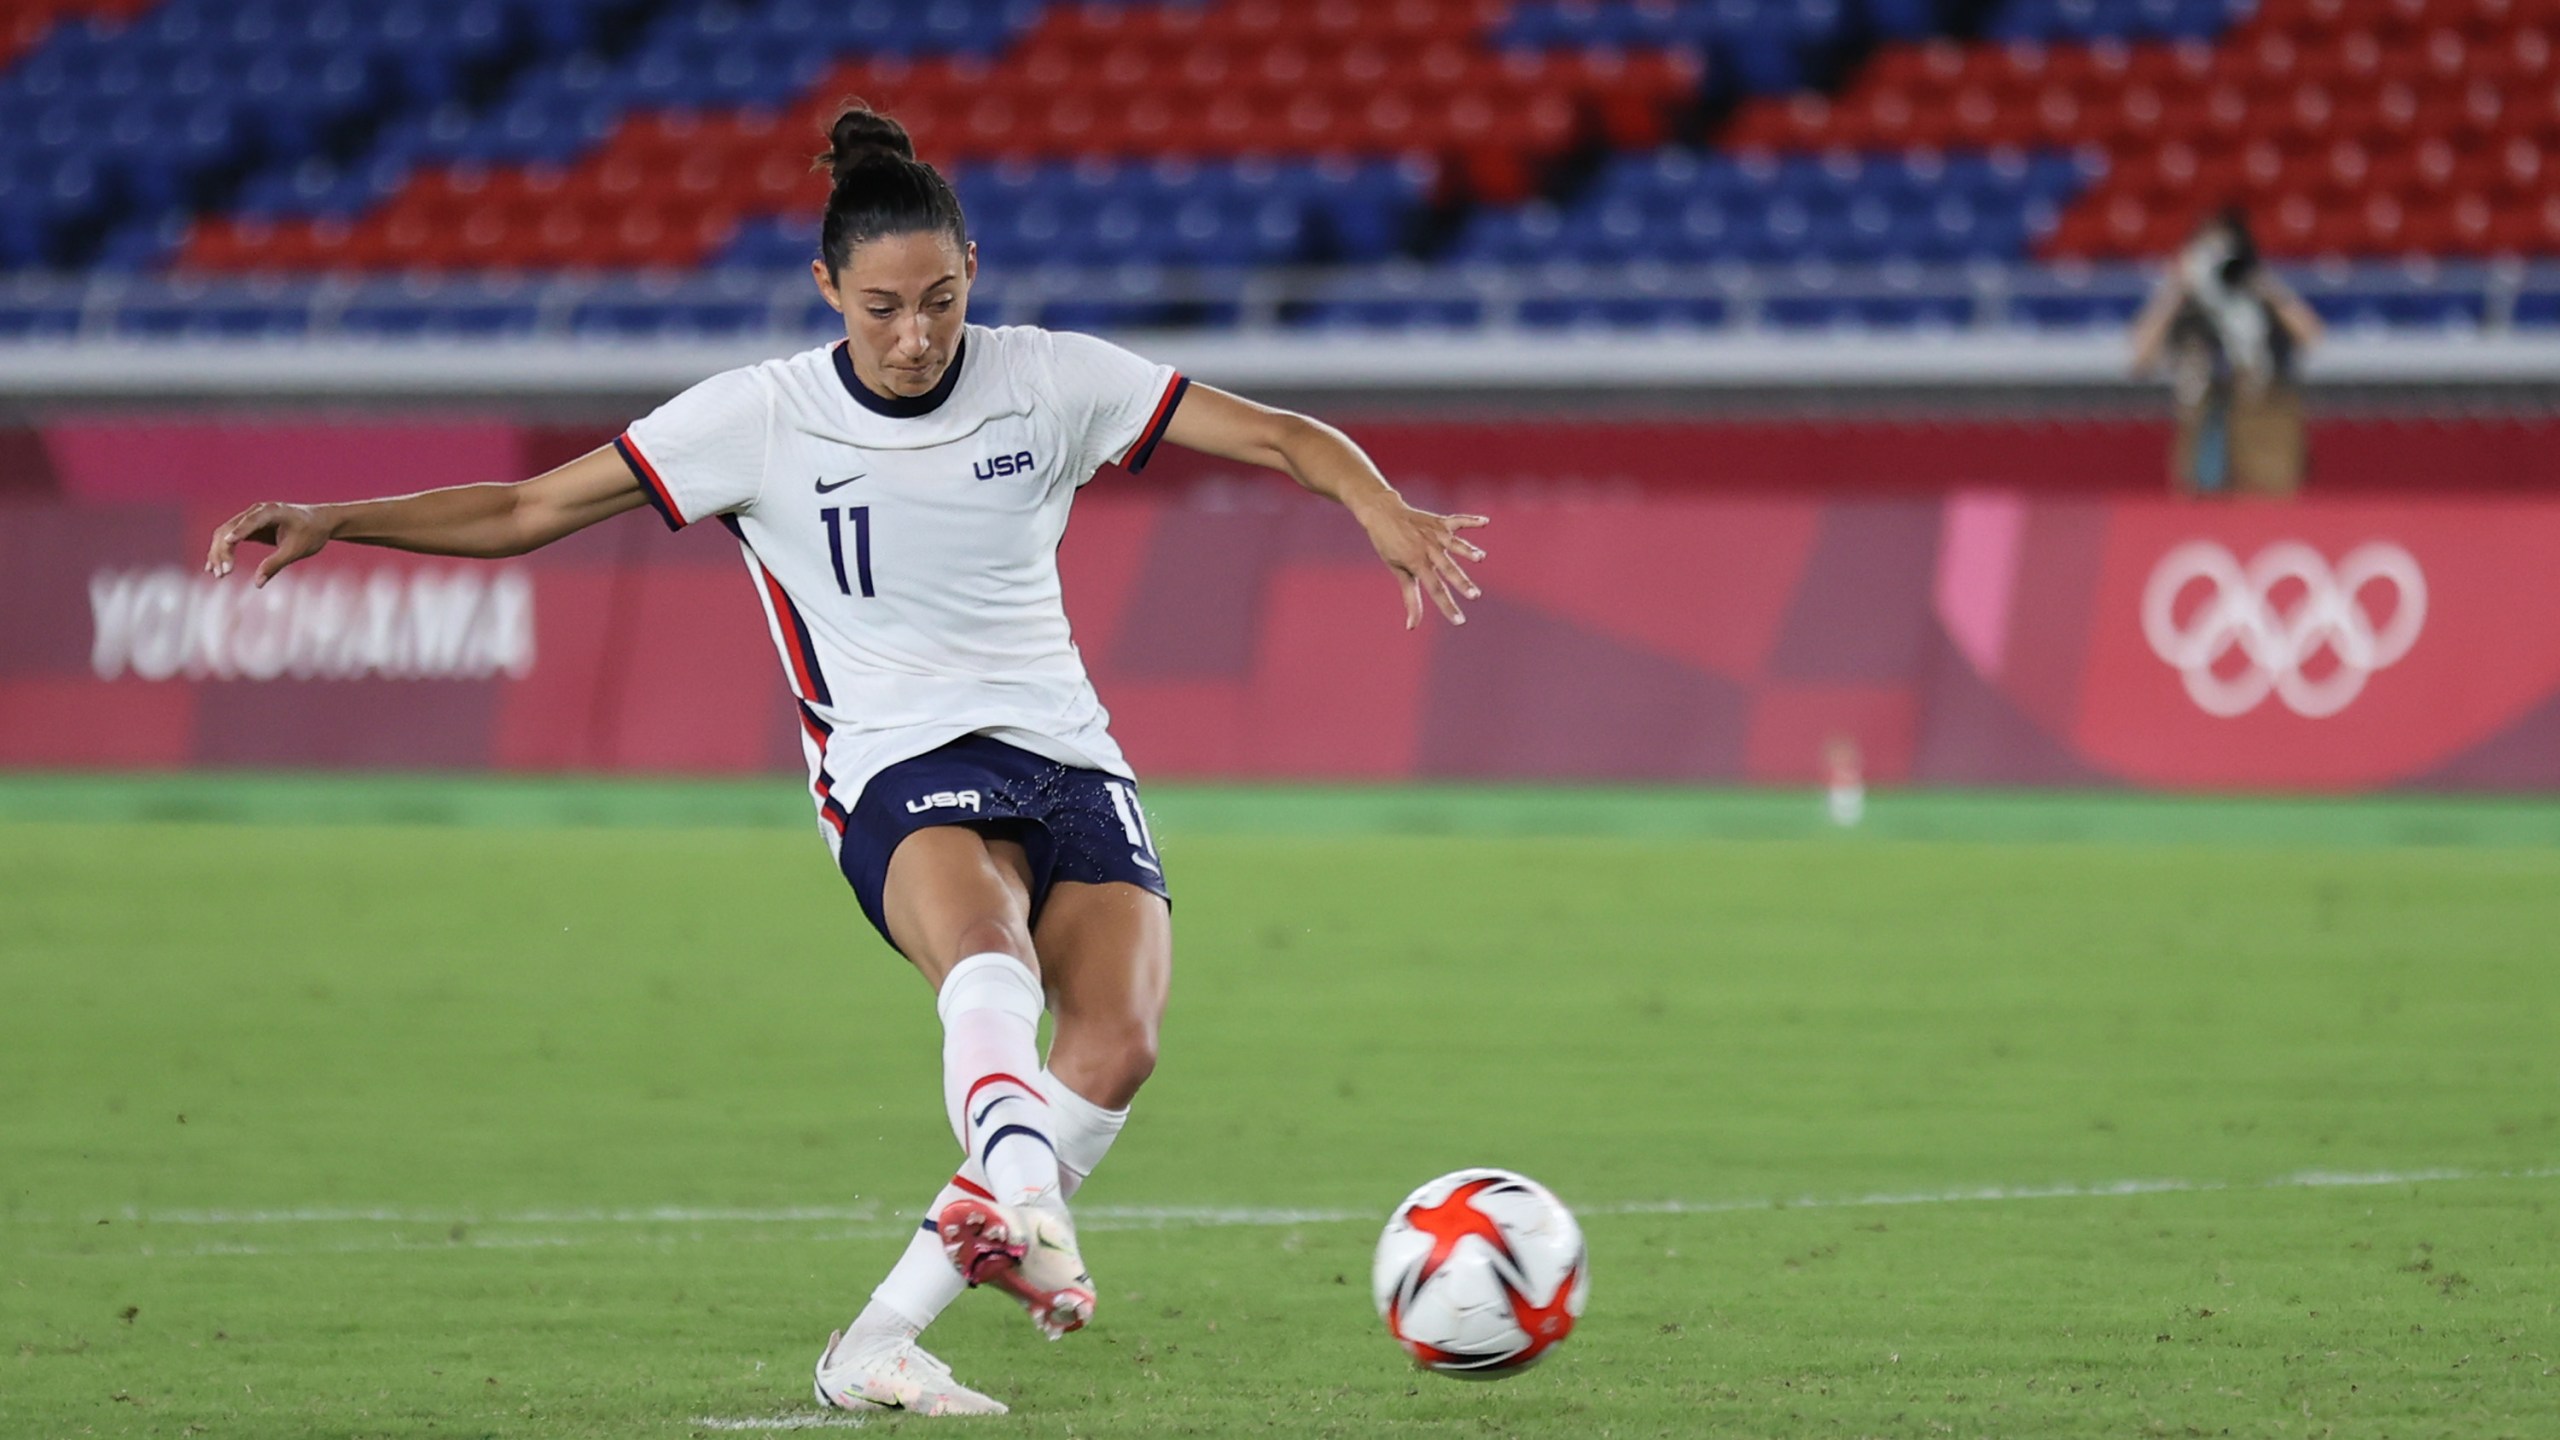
left=834, top=339, right=966, bottom=418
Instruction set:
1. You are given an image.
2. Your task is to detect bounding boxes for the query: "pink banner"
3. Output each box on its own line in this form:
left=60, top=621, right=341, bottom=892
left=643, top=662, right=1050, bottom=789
left=4, top=416, right=2557, bottom=790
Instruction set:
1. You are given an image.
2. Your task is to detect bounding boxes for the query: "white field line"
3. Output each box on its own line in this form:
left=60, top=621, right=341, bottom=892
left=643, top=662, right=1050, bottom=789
left=15, top=1166, right=2553, bottom=1260
left=63, top=1204, right=892, bottom=1226
left=688, top=1417, right=867, bottom=1431
left=34, top=1165, right=2549, bottom=1228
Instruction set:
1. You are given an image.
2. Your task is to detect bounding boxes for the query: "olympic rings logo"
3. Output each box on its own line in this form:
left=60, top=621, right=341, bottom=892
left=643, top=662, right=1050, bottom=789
left=2141, top=541, right=2427, bottom=719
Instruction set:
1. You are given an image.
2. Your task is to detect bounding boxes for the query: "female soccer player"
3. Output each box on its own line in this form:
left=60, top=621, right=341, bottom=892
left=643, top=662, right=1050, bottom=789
left=204, top=106, right=1487, bottom=1417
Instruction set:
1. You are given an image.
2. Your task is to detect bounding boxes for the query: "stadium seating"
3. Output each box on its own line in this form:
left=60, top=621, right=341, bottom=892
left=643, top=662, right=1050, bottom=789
left=1, top=0, right=669, bottom=269
left=0, top=0, right=2553, bottom=338
left=1495, top=0, right=1864, bottom=96
left=170, top=0, right=1703, bottom=277
left=1724, top=0, right=2560, bottom=262
left=0, top=0, right=151, bottom=70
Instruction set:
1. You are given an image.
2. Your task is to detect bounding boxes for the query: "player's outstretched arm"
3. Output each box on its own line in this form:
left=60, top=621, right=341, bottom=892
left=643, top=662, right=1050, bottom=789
left=2126, top=273, right=2184, bottom=376
left=2255, top=269, right=2326, bottom=352
left=1161, top=384, right=1487, bottom=629
left=204, top=445, right=652, bottom=587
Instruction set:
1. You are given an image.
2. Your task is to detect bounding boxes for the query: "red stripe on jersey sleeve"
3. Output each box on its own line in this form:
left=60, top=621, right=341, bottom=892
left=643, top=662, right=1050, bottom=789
left=1120, top=373, right=1189, bottom=474
left=613, top=433, right=688, bottom=530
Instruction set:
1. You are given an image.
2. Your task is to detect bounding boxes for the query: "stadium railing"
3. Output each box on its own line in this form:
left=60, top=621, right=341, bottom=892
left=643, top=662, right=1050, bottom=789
left=5, top=258, right=2557, bottom=394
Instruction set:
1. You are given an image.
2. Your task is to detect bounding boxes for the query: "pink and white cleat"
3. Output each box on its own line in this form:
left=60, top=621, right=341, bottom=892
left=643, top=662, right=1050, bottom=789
left=811, top=1325, right=1007, bottom=1417
left=936, top=1195, right=1096, bottom=1340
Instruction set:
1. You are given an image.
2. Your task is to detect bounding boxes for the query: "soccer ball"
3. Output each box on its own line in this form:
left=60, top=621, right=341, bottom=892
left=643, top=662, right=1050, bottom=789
left=1372, top=1167, right=1589, bottom=1378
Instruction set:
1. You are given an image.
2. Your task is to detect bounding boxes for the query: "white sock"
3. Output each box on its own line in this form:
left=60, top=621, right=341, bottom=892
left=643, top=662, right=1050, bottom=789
left=857, top=1211, right=959, bottom=1337
left=855, top=1072, right=1132, bottom=1336
left=935, top=953, right=1059, bottom=1206
left=1040, top=1067, right=1129, bottom=1197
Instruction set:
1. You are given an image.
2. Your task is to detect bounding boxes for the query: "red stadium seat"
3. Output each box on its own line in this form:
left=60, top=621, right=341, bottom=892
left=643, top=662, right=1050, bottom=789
left=1724, top=94, right=1827, bottom=150
left=181, top=217, right=258, bottom=271
left=1213, top=0, right=1290, bottom=40
left=1991, top=39, right=2050, bottom=85
left=2320, top=136, right=2372, bottom=192
left=1818, top=85, right=1907, bottom=150
left=2505, top=26, right=2554, bottom=77
left=2019, top=0, right=2552, bottom=260
left=2236, top=29, right=2300, bottom=79
left=2029, top=83, right=2083, bottom=147
left=2276, top=83, right=2339, bottom=147
left=2365, top=140, right=2441, bottom=202
left=1250, top=39, right=1315, bottom=87
left=2492, top=135, right=2547, bottom=191
left=1199, top=92, right=1262, bottom=152
left=1415, top=37, right=1473, bottom=86
left=2445, top=191, right=2497, bottom=252
left=1038, top=95, right=1104, bottom=157
left=1353, top=91, right=1417, bottom=150
left=2532, top=192, right=2560, bottom=251
left=2359, top=192, right=2408, bottom=250
left=1302, top=0, right=1365, bottom=40
left=1113, top=93, right=1177, bottom=153
left=2098, top=193, right=2151, bottom=251
left=1017, top=44, right=1077, bottom=89
left=2264, top=190, right=2321, bottom=254
left=1938, top=82, right=2002, bottom=147
left=2038, top=41, right=2115, bottom=90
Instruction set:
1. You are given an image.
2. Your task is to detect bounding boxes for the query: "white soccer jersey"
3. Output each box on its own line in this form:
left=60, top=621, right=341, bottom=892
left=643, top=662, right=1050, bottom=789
left=613, top=324, right=1186, bottom=838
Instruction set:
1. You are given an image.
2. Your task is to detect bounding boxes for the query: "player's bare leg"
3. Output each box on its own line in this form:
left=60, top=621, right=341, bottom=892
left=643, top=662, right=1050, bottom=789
left=883, top=826, right=1042, bottom=991
left=1034, top=879, right=1172, bottom=1115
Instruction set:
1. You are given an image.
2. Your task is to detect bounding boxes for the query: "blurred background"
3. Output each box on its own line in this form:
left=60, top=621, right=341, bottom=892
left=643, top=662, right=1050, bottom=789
left=6, top=0, right=2560, bottom=792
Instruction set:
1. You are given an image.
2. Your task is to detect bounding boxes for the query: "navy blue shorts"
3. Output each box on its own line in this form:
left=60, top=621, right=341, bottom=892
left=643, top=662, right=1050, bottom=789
left=837, top=734, right=1169, bottom=950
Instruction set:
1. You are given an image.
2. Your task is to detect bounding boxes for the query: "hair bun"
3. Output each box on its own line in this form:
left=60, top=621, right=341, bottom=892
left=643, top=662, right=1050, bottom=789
left=818, top=104, right=915, bottom=183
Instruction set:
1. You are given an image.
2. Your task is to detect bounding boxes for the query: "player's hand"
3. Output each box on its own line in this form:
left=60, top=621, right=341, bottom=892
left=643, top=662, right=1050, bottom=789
left=1355, top=497, right=1489, bottom=630
left=206, top=502, right=335, bottom=587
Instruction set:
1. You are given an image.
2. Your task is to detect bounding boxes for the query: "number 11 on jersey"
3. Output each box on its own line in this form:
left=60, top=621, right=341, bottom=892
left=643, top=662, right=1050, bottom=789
left=821, top=506, right=874, bottom=598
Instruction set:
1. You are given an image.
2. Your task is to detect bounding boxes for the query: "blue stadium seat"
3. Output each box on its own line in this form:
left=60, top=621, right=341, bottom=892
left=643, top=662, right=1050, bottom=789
left=335, top=276, right=545, bottom=338
left=0, top=286, right=85, bottom=338
left=1984, top=0, right=2249, bottom=42
left=112, top=289, right=310, bottom=339
left=2309, top=289, right=2489, bottom=331
left=1521, top=142, right=2095, bottom=268
left=2006, top=267, right=2148, bottom=327
left=1516, top=260, right=1731, bottom=329
left=573, top=295, right=767, bottom=338
left=721, top=215, right=812, bottom=268
left=1496, top=0, right=1847, bottom=97
left=1761, top=275, right=1971, bottom=331
left=1295, top=264, right=1483, bottom=330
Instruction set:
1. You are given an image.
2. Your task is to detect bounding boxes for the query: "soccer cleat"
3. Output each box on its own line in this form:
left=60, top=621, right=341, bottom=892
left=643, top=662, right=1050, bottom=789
left=811, top=1326, right=1008, bottom=1417
left=936, top=1196, right=1097, bottom=1340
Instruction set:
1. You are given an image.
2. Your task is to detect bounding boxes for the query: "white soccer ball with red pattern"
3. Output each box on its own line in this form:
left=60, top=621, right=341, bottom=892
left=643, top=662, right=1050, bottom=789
left=1372, top=1167, right=1589, bottom=1378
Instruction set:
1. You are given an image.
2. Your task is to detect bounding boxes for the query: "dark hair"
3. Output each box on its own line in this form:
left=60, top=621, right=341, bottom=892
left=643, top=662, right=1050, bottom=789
left=2209, top=203, right=2259, bottom=283
left=814, top=103, right=967, bottom=275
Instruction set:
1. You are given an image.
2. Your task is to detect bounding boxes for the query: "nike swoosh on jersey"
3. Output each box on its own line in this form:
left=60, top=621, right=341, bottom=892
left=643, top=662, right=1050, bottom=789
left=815, top=474, right=866, bottom=493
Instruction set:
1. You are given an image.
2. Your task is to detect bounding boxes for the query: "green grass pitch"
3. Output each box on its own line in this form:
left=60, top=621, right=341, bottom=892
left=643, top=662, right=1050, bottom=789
left=2, top=780, right=2555, bottom=1438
